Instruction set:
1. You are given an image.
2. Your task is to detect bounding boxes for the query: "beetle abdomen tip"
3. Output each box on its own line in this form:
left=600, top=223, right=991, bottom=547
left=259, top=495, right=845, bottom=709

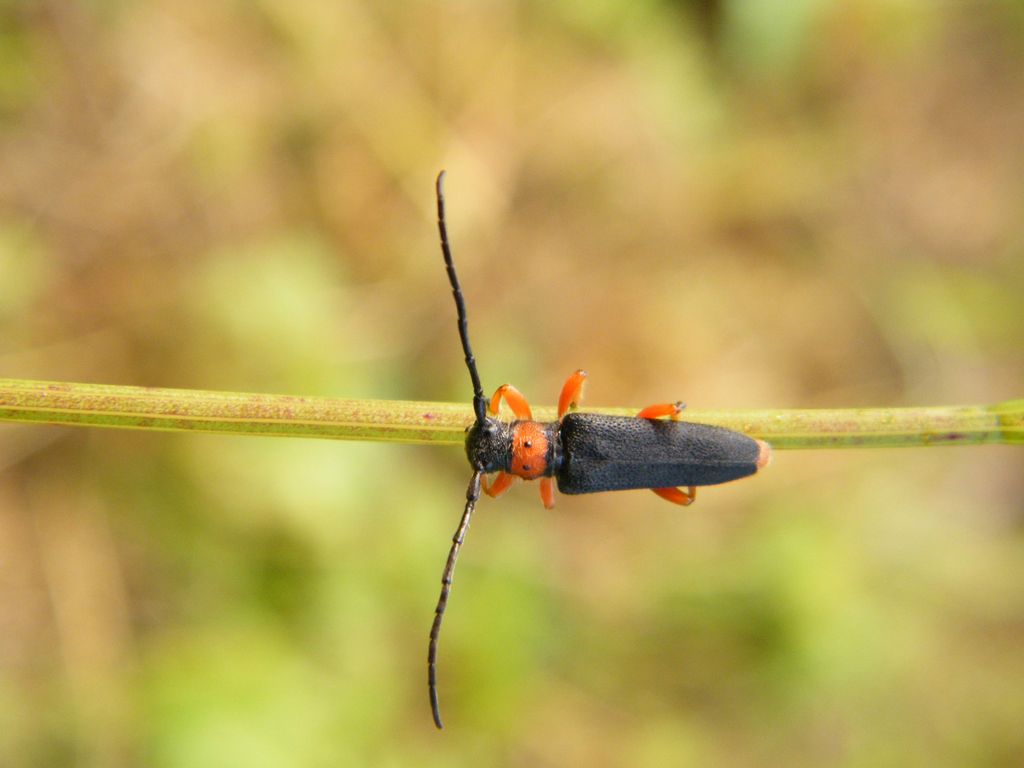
left=755, top=439, right=772, bottom=470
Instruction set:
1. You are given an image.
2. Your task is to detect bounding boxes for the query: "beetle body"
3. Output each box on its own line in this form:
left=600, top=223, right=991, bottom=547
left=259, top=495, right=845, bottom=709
left=468, top=412, right=767, bottom=494
left=427, top=171, right=771, bottom=729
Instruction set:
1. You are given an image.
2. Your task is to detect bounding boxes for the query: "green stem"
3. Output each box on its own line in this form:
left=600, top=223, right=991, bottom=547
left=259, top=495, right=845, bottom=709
left=0, top=378, right=1020, bottom=448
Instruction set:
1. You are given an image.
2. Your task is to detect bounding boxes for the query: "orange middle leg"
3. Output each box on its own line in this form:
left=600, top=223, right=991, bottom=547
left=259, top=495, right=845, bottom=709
left=539, top=477, right=556, bottom=509
left=489, top=384, right=533, bottom=420
left=557, top=369, right=588, bottom=419
left=651, top=486, right=696, bottom=506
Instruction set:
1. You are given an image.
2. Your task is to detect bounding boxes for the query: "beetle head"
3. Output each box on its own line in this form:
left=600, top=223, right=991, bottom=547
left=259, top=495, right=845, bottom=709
left=465, top=416, right=512, bottom=473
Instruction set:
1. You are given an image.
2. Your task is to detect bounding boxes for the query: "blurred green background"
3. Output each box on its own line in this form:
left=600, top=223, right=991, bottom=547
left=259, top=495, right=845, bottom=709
left=1, top=0, right=1023, bottom=765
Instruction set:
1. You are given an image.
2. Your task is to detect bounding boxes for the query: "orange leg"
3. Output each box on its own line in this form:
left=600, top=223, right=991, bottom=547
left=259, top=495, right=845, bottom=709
left=482, top=471, right=515, bottom=498
left=557, top=369, right=588, bottom=419
left=539, top=477, right=556, bottom=509
left=651, top=486, right=696, bottom=506
left=489, top=384, right=533, bottom=420
left=636, top=401, right=686, bottom=420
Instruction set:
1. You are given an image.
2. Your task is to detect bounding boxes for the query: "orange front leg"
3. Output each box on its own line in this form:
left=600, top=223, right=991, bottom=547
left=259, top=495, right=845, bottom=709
left=482, top=471, right=516, bottom=498
left=557, top=369, right=588, bottom=419
left=636, top=401, right=686, bottom=420
left=651, top=486, right=696, bottom=506
left=489, top=384, right=533, bottom=420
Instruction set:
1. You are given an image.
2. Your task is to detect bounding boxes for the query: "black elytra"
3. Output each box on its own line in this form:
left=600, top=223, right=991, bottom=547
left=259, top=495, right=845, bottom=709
left=557, top=413, right=762, bottom=492
left=427, top=171, right=770, bottom=729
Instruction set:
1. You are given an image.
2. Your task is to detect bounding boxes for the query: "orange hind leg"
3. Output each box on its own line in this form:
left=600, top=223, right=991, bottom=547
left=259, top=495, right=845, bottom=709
left=651, top=486, right=696, bottom=506
left=636, top=401, right=686, bottom=420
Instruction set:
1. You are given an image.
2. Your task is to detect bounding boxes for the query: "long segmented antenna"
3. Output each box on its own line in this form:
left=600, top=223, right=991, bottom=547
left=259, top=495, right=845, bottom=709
left=428, top=469, right=482, bottom=729
left=429, top=171, right=490, bottom=729
left=436, top=170, right=488, bottom=424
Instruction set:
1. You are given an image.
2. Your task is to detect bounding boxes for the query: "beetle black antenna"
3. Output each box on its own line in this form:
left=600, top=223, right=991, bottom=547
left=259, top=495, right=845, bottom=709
left=436, top=171, right=488, bottom=424
left=428, top=469, right=482, bottom=729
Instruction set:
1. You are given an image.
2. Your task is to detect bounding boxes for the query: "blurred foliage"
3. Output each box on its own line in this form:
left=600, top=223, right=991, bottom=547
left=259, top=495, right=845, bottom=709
left=0, top=0, right=1022, bottom=765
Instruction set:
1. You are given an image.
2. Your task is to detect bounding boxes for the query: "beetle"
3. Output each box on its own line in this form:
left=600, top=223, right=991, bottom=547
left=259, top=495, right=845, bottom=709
left=427, top=171, right=771, bottom=729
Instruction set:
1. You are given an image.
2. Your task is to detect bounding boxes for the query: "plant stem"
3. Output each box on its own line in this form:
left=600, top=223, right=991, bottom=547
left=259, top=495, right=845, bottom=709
left=0, top=378, right=1020, bottom=449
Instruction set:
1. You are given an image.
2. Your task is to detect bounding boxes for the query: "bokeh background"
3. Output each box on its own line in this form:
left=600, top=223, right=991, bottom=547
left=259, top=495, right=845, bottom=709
left=1, top=1, right=1023, bottom=765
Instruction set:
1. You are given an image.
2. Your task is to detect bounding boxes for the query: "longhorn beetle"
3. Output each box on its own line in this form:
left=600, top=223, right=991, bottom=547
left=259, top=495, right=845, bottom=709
left=428, top=170, right=771, bottom=729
